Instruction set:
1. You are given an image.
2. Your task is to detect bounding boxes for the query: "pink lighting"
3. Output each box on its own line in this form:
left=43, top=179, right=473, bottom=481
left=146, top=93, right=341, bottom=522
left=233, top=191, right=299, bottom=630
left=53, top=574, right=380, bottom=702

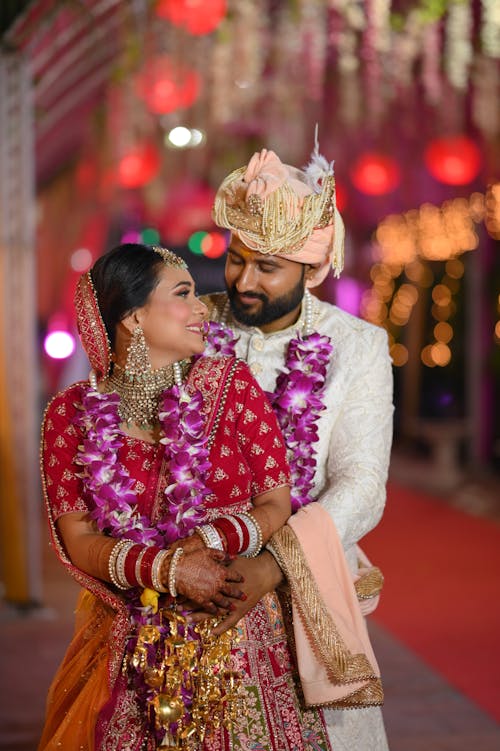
left=44, top=331, right=76, bottom=360
left=121, top=230, right=142, bottom=244
left=70, top=248, right=93, bottom=272
left=334, top=277, right=363, bottom=316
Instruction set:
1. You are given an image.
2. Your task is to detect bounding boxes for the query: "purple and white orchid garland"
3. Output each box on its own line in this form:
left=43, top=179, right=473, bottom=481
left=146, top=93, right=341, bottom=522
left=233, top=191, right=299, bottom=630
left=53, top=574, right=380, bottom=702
left=76, top=384, right=210, bottom=543
left=75, top=380, right=211, bottom=741
left=205, top=321, right=333, bottom=512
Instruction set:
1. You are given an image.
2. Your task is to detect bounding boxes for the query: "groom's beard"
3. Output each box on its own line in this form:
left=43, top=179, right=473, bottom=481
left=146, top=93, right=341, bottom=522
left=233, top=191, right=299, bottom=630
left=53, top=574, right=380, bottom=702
left=227, top=271, right=305, bottom=328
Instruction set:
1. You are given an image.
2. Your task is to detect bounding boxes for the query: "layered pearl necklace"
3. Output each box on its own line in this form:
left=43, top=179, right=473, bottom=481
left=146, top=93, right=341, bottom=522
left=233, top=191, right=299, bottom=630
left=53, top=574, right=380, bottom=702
left=205, top=290, right=333, bottom=511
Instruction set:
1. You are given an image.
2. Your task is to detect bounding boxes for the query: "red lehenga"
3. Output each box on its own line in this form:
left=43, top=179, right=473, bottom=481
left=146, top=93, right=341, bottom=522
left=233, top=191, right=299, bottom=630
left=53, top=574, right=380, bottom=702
left=39, top=355, right=332, bottom=751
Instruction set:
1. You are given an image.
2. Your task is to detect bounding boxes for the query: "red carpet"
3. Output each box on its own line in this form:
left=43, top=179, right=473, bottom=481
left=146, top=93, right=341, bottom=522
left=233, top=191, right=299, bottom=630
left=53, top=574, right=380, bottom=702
left=362, top=482, right=500, bottom=722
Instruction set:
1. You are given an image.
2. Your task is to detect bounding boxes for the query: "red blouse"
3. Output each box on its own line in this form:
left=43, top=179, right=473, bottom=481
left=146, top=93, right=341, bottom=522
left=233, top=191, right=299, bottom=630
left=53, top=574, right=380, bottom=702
left=41, top=357, right=290, bottom=525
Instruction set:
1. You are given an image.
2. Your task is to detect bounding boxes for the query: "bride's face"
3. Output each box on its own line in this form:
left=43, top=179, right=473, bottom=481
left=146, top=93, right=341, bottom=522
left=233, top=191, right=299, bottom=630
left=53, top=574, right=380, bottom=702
left=127, top=266, right=207, bottom=368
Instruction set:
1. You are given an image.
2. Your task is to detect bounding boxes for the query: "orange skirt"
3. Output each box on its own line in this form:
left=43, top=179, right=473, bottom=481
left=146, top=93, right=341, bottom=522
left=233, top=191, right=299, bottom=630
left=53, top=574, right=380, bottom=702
left=38, top=590, right=113, bottom=751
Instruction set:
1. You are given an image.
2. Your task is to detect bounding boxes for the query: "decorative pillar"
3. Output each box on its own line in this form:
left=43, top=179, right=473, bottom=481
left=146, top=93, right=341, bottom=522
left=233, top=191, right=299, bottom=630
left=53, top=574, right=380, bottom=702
left=466, top=231, right=495, bottom=468
left=0, top=51, right=42, bottom=605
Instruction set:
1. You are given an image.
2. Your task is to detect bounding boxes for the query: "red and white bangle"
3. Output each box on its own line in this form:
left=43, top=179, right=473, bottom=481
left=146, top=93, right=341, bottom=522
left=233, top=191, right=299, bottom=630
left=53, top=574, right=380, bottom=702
left=124, top=544, right=143, bottom=585
left=204, top=512, right=264, bottom=558
left=139, top=546, right=162, bottom=589
left=108, top=541, right=171, bottom=592
left=134, top=547, right=150, bottom=588
left=211, top=516, right=242, bottom=555
left=231, top=514, right=250, bottom=551
left=115, top=541, right=139, bottom=587
left=235, top=512, right=263, bottom=557
left=195, top=523, right=225, bottom=551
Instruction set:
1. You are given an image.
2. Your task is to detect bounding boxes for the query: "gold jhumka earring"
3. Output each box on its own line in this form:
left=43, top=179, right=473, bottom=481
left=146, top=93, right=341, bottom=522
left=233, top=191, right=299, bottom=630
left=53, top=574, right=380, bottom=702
left=106, top=326, right=179, bottom=429
left=125, top=325, right=152, bottom=381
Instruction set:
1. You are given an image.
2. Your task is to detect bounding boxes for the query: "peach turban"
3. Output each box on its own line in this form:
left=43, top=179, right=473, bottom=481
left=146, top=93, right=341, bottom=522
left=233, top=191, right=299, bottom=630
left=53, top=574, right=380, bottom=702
left=212, top=148, right=344, bottom=288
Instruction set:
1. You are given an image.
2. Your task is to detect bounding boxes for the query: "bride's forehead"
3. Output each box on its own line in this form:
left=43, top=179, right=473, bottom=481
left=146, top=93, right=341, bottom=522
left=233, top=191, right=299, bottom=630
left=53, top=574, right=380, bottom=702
left=154, top=265, right=193, bottom=287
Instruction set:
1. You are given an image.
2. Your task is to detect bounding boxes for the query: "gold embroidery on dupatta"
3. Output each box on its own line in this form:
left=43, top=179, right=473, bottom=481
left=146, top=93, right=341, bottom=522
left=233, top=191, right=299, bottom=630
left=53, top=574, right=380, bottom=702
left=354, top=566, right=384, bottom=601
left=269, top=525, right=384, bottom=708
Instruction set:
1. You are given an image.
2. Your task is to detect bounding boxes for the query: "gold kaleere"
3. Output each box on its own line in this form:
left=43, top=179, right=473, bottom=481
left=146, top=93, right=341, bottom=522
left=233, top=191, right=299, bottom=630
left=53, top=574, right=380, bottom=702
left=127, top=609, right=243, bottom=750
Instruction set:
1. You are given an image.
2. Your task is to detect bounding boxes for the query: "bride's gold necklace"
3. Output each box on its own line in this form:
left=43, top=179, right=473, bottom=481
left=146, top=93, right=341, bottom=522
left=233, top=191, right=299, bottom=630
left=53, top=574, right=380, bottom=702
left=103, top=360, right=190, bottom=429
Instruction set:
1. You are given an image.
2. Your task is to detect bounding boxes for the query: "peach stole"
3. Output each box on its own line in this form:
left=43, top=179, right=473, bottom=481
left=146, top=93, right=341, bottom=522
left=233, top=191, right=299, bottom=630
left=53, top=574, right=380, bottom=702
left=272, top=503, right=384, bottom=708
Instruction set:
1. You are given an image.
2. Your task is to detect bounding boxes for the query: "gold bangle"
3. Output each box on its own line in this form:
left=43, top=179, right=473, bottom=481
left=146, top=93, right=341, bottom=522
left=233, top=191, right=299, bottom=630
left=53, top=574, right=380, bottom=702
left=151, top=549, right=170, bottom=593
left=168, top=548, right=184, bottom=598
left=108, top=539, right=132, bottom=590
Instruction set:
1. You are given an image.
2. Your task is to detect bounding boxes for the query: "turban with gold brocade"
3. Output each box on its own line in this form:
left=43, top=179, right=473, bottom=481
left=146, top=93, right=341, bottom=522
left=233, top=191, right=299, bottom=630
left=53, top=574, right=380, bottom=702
left=212, top=146, right=345, bottom=288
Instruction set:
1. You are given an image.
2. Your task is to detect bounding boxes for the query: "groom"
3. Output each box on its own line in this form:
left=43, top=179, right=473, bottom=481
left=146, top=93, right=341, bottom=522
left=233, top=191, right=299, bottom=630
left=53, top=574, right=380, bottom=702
left=203, top=146, right=394, bottom=750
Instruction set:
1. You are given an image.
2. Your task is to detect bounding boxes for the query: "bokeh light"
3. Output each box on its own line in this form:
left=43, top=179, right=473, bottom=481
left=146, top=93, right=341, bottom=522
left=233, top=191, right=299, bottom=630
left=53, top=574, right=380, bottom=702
left=167, top=126, right=192, bottom=147
left=118, top=143, right=160, bottom=188
left=70, top=248, right=93, bottom=272
left=430, top=342, right=452, bottom=366
left=44, top=331, right=75, bottom=360
left=350, top=153, right=401, bottom=195
left=188, top=231, right=206, bottom=255
left=434, top=321, right=454, bottom=343
left=121, top=230, right=142, bottom=244
left=390, top=343, right=409, bottom=366
left=495, top=321, right=500, bottom=344
left=201, top=232, right=227, bottom=258
left=156, top=0, right=226, bottom=35
left=141, top=228, right=161, bottom=244
left=135, top=55, right=200, bottom=114
left=424, top=135, right=482, bottom=185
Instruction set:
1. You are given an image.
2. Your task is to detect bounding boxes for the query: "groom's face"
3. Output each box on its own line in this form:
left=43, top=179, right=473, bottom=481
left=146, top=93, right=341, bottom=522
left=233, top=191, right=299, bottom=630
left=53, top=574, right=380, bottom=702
left=224, top=235, right=306, bottom=333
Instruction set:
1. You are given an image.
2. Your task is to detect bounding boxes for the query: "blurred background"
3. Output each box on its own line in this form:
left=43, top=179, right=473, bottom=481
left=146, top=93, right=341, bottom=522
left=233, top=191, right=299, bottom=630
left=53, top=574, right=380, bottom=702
left=0, top=1, right=499, bottom=749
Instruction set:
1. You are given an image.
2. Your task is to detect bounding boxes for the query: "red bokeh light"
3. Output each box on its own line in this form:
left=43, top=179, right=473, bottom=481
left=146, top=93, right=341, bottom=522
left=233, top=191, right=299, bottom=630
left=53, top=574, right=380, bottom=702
left=424, top=136, right=482, bottom=185
left=157, top=181, right=216, bottom=244
left=156, top=0, right=226, bottom=35
left=350, top=153, right=400, bottom=196
left=75, top=159, right=98, bottom=193
left=201, top=232, right=227, bottom=258
left=135, top=55, right=200, bottom=114
left=335, top=179, right=348, bottom=212
left=118, top=143, right=161, bottom=188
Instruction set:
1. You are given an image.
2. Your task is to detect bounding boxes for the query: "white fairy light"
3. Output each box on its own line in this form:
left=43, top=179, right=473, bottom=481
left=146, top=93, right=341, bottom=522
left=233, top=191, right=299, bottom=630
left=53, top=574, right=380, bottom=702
left=167, top=126, right=192, bottom=148
left=445, top=1, right=473, bottom=90
left=189, top=128, right=205, bottom=146
left=481, top=0, right=500, bottom=57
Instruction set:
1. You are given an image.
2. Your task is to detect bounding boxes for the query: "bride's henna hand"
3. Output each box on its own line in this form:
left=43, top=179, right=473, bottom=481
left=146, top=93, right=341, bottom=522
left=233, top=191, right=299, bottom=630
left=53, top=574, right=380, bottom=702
left=170, top=534, right=205, bottom=555
left=174, top=548, right=244, bottom=605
